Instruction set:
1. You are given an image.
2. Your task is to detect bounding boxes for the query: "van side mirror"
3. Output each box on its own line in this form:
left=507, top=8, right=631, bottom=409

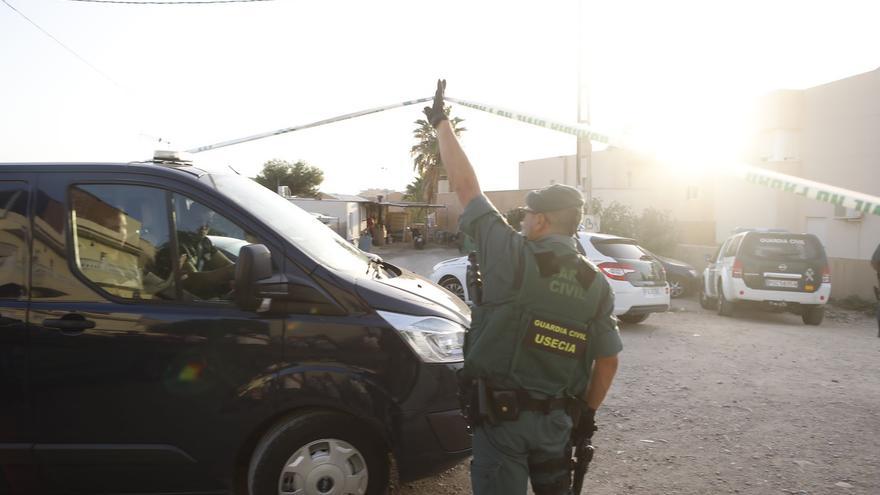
left=234, top=244, right=340, bottom=314
left=235, top=244, right=273, bottom=311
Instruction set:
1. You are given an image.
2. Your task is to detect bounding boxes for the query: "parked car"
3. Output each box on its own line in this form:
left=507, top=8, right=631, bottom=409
left=429, top=232, right=670, bottom=324
left=650, top=252, right=699, bottom=298
left=0, top=156, right=471, bottom=494
left=699, top=229, right=831, bottom=325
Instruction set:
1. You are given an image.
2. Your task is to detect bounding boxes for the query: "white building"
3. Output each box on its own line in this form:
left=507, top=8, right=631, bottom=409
left=286, top=193, right=372, bottom=243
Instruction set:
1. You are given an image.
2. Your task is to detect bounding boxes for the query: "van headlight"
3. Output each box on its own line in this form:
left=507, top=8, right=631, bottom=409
left=377, top=311, right=465, bottom=363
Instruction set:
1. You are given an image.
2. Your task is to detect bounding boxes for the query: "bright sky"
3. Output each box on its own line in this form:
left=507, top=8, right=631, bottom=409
left=1, top=0, right=878, bottom=194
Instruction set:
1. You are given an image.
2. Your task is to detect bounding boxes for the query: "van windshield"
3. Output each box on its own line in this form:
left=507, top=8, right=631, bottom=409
left=741, top=234, right=824, bottom=261
left=208, top=173, right=371, bottom=274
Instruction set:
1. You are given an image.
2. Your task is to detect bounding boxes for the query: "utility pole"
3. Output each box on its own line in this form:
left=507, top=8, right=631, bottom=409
left=576, top=0, right=593, bottom=214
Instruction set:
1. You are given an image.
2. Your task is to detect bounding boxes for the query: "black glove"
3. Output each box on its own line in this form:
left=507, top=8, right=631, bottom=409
left=423, top=79, right=448, bottom=128
left=572, top=406, right=597, bottom=445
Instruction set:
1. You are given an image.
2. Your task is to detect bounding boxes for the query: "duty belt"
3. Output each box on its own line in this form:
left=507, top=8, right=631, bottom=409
left=515, top=392, right=571, bottom=414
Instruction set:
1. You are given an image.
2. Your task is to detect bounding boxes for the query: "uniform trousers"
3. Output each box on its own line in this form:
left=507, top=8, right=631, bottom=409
left=471, top=409, right=573, bottom=495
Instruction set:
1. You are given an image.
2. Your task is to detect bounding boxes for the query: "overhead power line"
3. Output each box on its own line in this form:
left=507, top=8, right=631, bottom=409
left=1, top=0, right=121, bottom=87
left=66, top=0, right=277, bottom=4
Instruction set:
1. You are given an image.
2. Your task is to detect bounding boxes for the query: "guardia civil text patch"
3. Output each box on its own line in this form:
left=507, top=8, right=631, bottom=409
left=523, top=317, right=588, bottom=359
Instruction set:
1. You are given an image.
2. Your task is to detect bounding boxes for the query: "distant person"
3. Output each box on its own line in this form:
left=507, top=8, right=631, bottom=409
left=872, top=243, right=880, bottom=337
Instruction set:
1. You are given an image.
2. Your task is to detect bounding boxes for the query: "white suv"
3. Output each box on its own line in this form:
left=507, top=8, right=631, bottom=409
left=699, top=230, right=831, bottom=325
left=428, top=232, right=670, bottom=324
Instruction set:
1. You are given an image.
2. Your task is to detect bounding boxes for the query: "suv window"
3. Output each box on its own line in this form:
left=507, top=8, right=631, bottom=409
left=0, top=182, right=29, bottom=299
left=592, top=239, right=646, bottom=259
left=741, top=234, right=824, bottom=261
left=71, top=185, right=174, bottom=300
left=723, top=236, right=742, bottom=257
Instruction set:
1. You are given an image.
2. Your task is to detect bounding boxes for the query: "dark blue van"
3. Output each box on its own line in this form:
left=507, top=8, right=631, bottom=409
left=0, top=158, right=471, bottom=494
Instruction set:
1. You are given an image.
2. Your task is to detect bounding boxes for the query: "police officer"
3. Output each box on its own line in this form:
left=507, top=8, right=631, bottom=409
left=425, top=80, right=622, bottom=495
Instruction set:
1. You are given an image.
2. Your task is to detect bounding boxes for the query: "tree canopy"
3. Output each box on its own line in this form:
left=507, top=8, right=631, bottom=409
left=253, top=159, right=324, bottom=198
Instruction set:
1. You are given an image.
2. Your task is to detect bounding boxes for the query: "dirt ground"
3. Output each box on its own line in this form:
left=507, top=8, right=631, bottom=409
left=379, top=244, right=880, bottom=495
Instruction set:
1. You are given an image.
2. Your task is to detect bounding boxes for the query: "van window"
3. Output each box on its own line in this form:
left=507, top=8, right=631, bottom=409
left=71, top=185, right=175, bottom=300
left=0, top=182, right=29, bottom=299
left=741, top=234, right=824, bottom=261
left=70, top=185, right=264, bottom=303
left=166, top=193, right=260, bottom=302
left=210, top=174, right=372, bottom=275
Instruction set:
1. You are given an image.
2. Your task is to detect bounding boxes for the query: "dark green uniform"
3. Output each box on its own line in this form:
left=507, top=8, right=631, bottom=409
left=459, top=193, right=622, bottom=495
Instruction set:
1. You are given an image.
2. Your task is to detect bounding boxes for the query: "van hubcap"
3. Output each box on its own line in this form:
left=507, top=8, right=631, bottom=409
left=278, top=439, right=368, bottom=495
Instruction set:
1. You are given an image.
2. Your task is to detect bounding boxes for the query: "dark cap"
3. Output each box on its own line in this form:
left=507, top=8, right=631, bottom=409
left=524, top=184, right=584, bottom=213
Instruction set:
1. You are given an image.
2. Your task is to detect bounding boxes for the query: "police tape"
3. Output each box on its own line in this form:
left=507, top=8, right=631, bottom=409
left=728, top=163, right=880, bottom=216
left=445, top=97, right=880, bottom=217
left=445, top=97, right=616, bottom=145
left=186, top=97, right=433, bottom=153
left=186, top=93, right=880, bottom=216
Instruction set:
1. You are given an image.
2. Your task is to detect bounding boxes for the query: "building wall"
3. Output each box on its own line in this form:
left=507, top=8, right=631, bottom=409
left=519, top=150, right=716, bottom=245
left=287, top=199, right=361, bottom=242
left=519, top=155, right=574, bottom=190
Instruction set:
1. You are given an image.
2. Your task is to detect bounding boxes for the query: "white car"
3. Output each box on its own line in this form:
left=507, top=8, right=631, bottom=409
left=429, top=232, right=670, bottom=324
left=699, top=230, right=831, bottom=325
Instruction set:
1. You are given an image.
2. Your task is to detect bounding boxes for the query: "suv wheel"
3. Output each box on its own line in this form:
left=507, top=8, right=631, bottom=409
left=618, top=313, right=649, bottom=324
left=439, top=276, right=466, bottom=301
left=699, top=283, right=716, bottom=310
left=802, top=305, right=825, bottom=326
left=248, top=411, right=388, bottom=495
left=717, top=282, right=736, bottom=317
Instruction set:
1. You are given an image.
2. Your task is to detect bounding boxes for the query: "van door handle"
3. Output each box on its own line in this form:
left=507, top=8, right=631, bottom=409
left=42, top=317, right=96, bottom=332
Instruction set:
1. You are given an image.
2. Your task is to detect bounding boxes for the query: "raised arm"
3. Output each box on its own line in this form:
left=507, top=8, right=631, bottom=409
left=425, top=79, right=481, bottom=207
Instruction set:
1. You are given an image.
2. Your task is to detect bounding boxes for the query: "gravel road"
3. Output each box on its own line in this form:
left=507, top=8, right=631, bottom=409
left=379, top=244, right=880, bottom=495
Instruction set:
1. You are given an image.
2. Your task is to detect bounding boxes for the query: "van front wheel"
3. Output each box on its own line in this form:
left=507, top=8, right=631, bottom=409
left=248, top=411, right=389, bottom=495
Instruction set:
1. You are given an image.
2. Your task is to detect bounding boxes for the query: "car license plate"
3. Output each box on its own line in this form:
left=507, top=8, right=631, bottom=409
left=644, top=287, right=661, bottom=296
left=766, top=279, right=798, bottom=288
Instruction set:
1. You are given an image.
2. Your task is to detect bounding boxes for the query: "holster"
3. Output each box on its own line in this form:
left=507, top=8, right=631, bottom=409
left=458, top=370, right=508, bottom=429
left=456, top=374, right=502, bottom=428
left=466, top=251, right=483, bottom=306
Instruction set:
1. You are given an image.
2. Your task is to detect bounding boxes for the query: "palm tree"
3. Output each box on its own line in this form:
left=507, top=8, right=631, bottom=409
left=410, top=107, right=465, bottom=205
left=403, top=174, right=427, bottom=202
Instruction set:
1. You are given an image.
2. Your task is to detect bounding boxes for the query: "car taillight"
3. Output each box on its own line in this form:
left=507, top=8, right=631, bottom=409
left=598, top=262, right=636, bottom=281
left=822, top=266, right=831, bottom=283
left=732, top=258, right=743, bottom=279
